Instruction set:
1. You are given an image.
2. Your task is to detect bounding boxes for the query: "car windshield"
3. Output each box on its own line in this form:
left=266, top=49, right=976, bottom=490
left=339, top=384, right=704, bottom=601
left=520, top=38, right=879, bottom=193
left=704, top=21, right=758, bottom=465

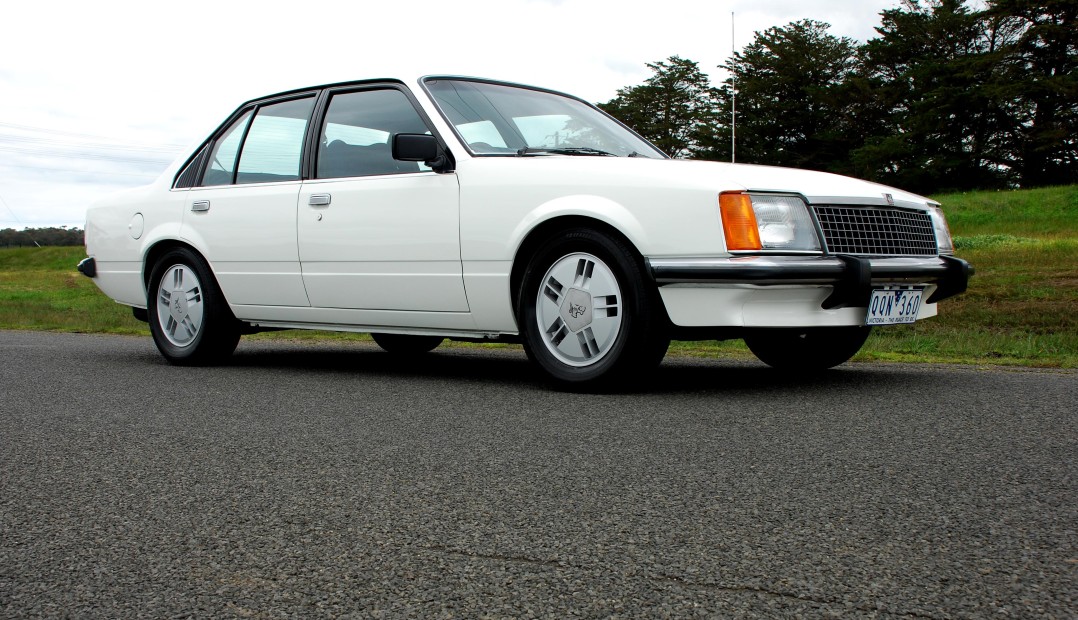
left=423, top=79, right=665, bottom=158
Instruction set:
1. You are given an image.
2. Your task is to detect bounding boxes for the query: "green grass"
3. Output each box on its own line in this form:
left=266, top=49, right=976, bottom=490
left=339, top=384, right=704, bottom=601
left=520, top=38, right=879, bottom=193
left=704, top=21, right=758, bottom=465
left=860, top=237, right=1077, bottom=367
left=856, top=186, right=1078, bottom=367
left=0, top=247, right=148, bottom=334
left=935, top=185, right=1078, bottom=238
left=2, top=185, right=1076, bottom=367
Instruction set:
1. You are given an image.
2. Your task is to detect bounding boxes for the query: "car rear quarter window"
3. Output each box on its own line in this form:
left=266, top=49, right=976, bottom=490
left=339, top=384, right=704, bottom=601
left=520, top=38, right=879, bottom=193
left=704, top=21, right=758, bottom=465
left=174, top=144, right=208, bottom=189
left=201, top=110, right=252, bottom=187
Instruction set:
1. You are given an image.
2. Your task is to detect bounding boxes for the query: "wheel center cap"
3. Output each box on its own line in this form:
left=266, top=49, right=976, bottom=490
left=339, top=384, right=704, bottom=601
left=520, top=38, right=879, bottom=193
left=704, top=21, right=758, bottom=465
left=559, top=288, right=593, bottom=332
left=169, top=291, right=188, bottom=321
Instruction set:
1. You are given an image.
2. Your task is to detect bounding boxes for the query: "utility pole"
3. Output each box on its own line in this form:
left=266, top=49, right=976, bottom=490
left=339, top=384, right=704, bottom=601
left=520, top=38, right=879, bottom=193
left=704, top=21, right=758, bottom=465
left=731, top=11, right=737, bottom=164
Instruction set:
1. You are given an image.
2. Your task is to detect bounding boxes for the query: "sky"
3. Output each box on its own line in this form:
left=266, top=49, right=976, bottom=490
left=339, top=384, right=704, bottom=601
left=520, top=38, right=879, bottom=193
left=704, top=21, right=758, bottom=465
left=0, top=0, right=909, bottom=229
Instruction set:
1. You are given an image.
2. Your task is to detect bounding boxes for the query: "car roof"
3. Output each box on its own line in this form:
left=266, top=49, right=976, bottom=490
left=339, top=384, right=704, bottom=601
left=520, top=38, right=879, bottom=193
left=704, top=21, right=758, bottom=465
left=235, top=75, right=584, bottom=108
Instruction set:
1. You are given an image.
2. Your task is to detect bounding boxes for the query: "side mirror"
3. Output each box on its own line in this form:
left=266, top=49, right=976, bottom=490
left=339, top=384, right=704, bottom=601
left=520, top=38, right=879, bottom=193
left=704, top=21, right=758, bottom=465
left=392, top=133, right=452, bottom=172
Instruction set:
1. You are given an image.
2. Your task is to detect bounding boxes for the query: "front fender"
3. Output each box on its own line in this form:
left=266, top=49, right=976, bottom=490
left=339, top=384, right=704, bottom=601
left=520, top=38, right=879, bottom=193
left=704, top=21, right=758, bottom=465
left=508, top=194, right=649, bottom=257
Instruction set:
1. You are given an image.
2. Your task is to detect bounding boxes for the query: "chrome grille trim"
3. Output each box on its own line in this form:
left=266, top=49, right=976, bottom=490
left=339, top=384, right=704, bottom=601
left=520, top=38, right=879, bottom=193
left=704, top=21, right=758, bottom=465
left=813, top=206, right=937, bottom=256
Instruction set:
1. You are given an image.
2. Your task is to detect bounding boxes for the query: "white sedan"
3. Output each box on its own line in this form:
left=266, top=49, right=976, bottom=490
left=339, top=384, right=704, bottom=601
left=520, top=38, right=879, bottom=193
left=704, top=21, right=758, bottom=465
left=78, top=76, right=972, bottom=386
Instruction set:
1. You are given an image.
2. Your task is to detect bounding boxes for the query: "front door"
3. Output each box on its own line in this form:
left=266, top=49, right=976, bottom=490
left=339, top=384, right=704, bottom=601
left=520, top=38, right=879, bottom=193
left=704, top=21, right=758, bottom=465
left=297, top=87, right=467, bottom=312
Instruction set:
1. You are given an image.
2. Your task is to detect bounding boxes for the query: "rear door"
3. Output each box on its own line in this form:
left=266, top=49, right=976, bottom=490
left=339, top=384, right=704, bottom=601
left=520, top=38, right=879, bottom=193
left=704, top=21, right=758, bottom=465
left=182, top=95, right=316, bottom=308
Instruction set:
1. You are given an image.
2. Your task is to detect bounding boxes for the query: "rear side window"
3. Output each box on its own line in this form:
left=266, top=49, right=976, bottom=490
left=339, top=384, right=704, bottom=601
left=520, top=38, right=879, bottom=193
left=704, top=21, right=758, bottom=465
left=236, top=97, right=316, bottom=184
left=201, top=110, right=252, bottom=187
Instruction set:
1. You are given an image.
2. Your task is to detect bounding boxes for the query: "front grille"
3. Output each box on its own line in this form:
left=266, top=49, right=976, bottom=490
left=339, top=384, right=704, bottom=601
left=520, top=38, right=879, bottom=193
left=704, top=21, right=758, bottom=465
left=813, top=206, right=937, bottom=256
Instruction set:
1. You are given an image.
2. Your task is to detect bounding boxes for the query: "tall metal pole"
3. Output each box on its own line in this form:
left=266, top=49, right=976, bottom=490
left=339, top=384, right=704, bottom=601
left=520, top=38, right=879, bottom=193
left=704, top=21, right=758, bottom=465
left=731, top=11, right=737, bottom=164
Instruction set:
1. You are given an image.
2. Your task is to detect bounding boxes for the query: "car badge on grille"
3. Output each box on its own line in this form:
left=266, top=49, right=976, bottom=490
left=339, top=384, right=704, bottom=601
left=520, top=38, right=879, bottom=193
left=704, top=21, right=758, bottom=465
left=883, top=193, right=895, bottom=206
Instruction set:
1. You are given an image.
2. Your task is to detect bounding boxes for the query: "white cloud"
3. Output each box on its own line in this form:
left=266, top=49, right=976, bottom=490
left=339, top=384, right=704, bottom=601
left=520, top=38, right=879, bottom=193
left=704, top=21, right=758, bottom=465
left=0, top=0, right=905, bottom=228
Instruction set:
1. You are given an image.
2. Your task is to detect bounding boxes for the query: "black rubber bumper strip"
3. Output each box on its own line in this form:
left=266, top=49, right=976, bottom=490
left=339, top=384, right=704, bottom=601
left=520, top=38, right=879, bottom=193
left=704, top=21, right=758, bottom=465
left=647, top=255, right=973, bottom=309
left=77, top=257, right=96, bottom=278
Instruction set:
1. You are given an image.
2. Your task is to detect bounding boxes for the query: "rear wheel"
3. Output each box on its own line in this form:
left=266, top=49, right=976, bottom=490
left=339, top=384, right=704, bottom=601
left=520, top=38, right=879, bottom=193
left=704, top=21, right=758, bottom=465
left=371, top=333, right=443, bottom=354
left=147, top=248, right=239, bottom=365
left=744, top=326, right=872, bottom=371
left=518, top=228, right=669, bottom=387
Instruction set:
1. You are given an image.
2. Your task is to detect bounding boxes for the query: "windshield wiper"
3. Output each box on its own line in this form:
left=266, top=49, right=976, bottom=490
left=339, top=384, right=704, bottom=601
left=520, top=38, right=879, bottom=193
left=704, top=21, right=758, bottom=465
left=516, top=147, right=617, bottom=157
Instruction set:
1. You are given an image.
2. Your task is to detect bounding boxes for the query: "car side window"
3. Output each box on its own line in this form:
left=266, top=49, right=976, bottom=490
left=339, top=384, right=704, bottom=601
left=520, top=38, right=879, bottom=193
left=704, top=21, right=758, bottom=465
left=201, top=110, right=252, bottom=187
left=236, top=97, right=316, bottom=184
left=317, top=89, right=432, bottom=179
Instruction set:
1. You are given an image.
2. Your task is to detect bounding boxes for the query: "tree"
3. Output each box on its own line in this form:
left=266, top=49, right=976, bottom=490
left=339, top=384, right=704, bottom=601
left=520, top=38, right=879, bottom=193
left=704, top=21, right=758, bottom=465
left=601, top=0, right=1075, bottom=191
left=0, top=227, right=84, bottom=247
left=713, top=20, right=859, bottom=173
left=985, top=0, right=1078, bottom=186
left=854, top=0, right=1023, bottom=192
left=599, top=56, right=720, bottom=158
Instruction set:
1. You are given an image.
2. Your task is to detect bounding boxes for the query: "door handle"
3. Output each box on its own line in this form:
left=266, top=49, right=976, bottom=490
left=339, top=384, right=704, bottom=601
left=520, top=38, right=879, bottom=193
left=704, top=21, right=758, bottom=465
left=191, top=200, right=210, bottom=212
left=308, top=194, right=332, bottom=206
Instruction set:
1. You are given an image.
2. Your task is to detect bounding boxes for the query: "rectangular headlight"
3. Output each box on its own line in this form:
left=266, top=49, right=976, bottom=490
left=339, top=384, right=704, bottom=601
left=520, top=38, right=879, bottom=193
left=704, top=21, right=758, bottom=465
left=928, top=205, right=954, bottom=254
left=721, top=192, right=821, bottom=252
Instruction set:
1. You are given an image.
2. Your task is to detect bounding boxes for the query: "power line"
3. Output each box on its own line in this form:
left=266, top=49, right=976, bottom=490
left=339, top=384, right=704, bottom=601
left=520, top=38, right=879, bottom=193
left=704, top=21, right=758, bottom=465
left=0, top=192, right=19, bottom=221
left=0, top=133, right=183, bottom=154
left=0, top=121, right=187, bottom=149
left=0, top=192, right=40, bottom=245
left=0, top=161, right=159, bottom=178
left=0, top=144, right=173, bottom=166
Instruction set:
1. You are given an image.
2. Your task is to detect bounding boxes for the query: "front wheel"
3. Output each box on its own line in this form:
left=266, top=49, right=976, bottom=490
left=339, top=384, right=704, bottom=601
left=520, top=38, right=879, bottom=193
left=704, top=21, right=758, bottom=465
left=518, top=228, right=669, bottom=388
left=744, top=326, right=872, bottom=371
left=147, top=248, right=239, bottom=365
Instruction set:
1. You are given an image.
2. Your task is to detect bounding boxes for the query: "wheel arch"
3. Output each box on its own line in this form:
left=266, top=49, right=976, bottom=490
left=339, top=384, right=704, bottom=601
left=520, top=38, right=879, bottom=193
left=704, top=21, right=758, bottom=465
left=509, top=215, right=653, bottom=317
left=143, top=239, right=242, bottom=364
left=142, top=240, right=223, bottom=301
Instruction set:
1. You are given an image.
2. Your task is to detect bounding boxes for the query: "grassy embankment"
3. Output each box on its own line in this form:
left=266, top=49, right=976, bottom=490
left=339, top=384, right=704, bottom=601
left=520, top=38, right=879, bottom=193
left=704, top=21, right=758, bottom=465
left=1, top=185, right=1075, bottom=367
left=862, top=185, right=1077, bottom=367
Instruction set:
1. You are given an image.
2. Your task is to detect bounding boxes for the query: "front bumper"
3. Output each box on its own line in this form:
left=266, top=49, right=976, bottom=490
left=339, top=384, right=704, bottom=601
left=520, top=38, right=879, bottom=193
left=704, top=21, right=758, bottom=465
left=647, top=255, right=972, bottom=309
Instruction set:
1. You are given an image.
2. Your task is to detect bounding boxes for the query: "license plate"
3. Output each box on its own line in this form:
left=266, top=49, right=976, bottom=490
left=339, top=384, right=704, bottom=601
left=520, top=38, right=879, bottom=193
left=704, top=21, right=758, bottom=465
left=866, top=287, right=924, bottom=325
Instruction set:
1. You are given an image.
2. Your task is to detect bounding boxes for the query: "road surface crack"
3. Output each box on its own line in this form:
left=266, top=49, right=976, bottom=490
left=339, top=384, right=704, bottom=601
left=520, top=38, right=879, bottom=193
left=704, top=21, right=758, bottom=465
left=417, top=546, right=946, bottom=619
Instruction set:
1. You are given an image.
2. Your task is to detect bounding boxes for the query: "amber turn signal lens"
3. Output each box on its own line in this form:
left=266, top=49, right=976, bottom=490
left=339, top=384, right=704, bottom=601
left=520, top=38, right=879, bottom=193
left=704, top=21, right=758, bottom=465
left=719, top=192, right=762, bottom=251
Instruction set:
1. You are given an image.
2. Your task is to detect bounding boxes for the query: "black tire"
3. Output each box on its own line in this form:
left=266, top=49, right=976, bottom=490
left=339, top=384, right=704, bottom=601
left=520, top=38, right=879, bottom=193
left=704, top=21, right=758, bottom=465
left=147, top=247, right=240, bottom=365
left=517, top=228, right=669, bottom=388
left=371, top=333, right=443, bottom=354
left=744, top=326, right=872, bottom=371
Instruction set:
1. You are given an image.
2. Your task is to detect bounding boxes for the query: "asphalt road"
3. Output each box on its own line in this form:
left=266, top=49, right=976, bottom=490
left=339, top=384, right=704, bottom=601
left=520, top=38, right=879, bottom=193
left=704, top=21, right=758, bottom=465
left=1, top=331, right=1075, bottom=618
